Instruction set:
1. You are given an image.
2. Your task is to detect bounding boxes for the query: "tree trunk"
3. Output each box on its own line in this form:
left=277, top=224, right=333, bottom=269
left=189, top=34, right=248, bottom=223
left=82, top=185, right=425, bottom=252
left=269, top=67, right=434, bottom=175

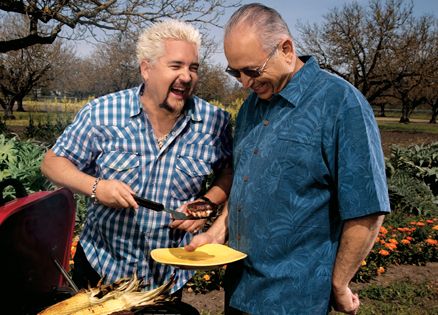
left=3, top=98, right=16, bottom=120
left=430, top=111, right=437, bottom=124
left=16, top=97, right=25, bottom=112
left=399, top=107, right=410, bottom=123
left=379, top=104, right=386, bottom=117
left=430, top=102, right=437, bottom=124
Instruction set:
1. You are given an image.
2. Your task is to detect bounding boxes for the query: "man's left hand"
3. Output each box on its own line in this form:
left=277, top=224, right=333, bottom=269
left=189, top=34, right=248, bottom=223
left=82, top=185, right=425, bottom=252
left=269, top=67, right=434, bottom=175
left=169, top=201, right=206, bottom=233
left=332, top=286, right=360, bottom=315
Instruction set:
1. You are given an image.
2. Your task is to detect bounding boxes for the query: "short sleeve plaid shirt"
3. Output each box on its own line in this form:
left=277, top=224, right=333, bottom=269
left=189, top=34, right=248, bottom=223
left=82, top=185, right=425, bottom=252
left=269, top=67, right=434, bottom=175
left=52, top=84, right=232, bottom=292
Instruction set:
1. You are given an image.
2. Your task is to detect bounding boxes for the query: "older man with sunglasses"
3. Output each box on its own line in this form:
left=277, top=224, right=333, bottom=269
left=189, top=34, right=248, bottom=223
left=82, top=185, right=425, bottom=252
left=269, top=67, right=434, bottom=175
left=187, top=3, right=390, bottom=315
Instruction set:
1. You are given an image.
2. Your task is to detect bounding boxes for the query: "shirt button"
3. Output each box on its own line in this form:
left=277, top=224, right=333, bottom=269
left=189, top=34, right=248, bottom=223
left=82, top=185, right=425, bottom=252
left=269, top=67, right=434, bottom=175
left=263, top=119, right=270, bottom=126
left=243, top=175, right=249, bottom=182
left=253, top=148, right=259, bottom=155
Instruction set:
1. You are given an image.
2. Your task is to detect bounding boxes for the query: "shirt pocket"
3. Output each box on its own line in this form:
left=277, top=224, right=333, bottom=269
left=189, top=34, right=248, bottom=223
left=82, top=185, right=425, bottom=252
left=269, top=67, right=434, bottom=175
left=171, top=155, right=212, bottom=200
left=97, top=151, right=140, bottom=188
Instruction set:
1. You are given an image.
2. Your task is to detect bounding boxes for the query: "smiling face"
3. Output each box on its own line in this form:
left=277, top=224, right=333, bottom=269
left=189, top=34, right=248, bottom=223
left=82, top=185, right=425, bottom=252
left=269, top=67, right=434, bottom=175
left=140, top=39, right=199, bottom=113
left=224, top=24, right=295, bottom=100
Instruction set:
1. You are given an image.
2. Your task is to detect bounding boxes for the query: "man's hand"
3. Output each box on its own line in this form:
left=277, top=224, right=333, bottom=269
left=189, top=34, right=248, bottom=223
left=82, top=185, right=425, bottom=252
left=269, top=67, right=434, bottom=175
left=184, top=231, right=218, bottom=252
left=95, top=179, right=138, bottom=209
left=169, top=200, right=207, bottom=233
left=332, top=286, right=360, bottom=315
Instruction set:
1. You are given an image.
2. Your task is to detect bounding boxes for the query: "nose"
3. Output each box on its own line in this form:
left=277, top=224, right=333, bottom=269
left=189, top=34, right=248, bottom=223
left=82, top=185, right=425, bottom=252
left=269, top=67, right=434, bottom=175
left=239, top=74, right=253, bottom=89
left=179, top=68, right=192, bottom=82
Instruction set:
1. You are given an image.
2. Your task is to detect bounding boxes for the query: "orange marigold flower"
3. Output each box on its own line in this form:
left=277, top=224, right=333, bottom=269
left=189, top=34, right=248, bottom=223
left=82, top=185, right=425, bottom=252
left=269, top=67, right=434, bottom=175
left=380, top=240, right=386, bottom=245
left=401, top=239, right=411, bottom=245
left=409, top=221, right=417, bottom=225
left=389, top=238, right=398, bottom=244
left=385, top=243, right=397, bottom=250
left=397, top=227, right=409, bottom=232
left=432, top=225, right=438, bottom=231
left=416, top=222, right=425, bottom=227
left=377, top=266, right=385, bottom=275
left=361, top=260, right=367, bottom=266
left=203, top=274, right=211, bottom=281
left=406, top=236, right=413, bottom=241
left=380, top=226, right=388, bottom=234
left=425, top=239, right=438, bottom=246
left=426, top=220, right=434, bottom=224
left=375, top=237, right=380, bottom=243
left=379, top=249, right=390, bottom=256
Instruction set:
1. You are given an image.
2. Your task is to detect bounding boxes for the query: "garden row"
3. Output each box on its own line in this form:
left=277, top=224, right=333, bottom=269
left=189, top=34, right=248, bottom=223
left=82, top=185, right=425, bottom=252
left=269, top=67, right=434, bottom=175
left=0, top=117, right=437, bottom=290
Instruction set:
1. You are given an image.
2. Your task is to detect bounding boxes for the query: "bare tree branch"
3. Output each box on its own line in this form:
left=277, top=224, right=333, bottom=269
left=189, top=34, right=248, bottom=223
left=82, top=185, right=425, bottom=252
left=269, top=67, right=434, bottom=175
left=0, top=0, right=240, bottom=53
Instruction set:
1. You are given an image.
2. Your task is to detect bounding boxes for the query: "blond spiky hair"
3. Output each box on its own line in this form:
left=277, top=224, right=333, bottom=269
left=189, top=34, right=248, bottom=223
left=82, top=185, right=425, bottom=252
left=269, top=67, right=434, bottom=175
left=136, top=19, right=201, bottom=64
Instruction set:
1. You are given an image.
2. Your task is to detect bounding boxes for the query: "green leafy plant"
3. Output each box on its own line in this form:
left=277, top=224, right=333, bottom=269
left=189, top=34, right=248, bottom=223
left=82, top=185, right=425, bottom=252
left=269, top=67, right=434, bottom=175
left=0, top=134, right=53, bottom=201
left=354, top=217, right=437, bottom=282
left=185, top=267, right=226, bottom=294
left=25, top=113, right=73, bottom=145
left=386, top=142, right=438, bottom=216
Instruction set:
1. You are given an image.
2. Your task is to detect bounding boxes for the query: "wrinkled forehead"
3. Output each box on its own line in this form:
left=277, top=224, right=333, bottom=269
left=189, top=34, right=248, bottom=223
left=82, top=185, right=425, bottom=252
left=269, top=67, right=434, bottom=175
left=224, top=24, right=266, bottom=68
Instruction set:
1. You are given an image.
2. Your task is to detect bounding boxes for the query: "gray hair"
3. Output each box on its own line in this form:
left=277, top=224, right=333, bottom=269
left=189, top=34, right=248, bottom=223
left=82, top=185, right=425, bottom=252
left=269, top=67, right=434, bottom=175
left=224, top=3, right=291, bottom=53
left=136, top=19, right=201, bottom=64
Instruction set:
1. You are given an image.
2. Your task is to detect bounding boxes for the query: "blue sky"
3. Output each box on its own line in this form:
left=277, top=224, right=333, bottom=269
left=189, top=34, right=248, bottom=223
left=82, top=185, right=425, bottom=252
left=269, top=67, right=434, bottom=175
left=208, top=0, right=438, bottom=65
left=75, top=0, right=437, bottom=64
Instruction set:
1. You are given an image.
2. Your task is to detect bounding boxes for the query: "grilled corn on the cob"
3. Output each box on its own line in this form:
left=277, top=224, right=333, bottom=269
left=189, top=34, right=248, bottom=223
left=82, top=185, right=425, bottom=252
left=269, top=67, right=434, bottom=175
left=38, top=274, right=174, bottom=315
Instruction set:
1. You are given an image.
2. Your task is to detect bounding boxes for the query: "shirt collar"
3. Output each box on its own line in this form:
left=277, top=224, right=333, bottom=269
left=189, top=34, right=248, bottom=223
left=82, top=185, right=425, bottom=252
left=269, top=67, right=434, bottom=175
left=129, top=84, right=144, bottom=117
left=278, top=56, right=320, bottom=107
left=184, top=96, right=203, bottom=122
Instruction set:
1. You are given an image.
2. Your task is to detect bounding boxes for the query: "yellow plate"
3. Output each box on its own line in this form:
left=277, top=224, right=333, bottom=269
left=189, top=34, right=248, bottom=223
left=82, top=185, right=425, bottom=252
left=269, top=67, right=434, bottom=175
left=151, top=244, right=247, bottom=270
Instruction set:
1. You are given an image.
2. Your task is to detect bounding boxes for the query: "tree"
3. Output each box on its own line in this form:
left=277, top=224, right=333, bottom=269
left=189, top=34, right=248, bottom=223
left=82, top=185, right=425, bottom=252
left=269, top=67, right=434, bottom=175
left=296, top=0, right=417, bottom=104
left=0, top=16, right=67, bottom=119
left=0, top=0, right=240, bottom=53
left=382, top=15, right=437, bottom=123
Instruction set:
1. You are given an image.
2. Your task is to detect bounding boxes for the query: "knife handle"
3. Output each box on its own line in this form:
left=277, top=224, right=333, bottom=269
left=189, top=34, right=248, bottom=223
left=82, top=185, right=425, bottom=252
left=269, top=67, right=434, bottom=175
left=133, top=195, right=165, bottom=211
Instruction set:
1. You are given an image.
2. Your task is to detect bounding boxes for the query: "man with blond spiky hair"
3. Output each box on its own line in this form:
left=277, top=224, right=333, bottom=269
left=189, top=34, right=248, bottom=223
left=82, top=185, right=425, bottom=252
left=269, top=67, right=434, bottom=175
left=41, top=19, right=233, bottom=303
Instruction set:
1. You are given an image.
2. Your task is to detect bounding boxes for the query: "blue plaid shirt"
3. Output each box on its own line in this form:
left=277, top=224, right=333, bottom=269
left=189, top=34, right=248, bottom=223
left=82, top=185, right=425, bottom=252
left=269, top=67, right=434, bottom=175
left=226, top=56, right=390, bottom=314
left=52, top=85, right=232, bottom=291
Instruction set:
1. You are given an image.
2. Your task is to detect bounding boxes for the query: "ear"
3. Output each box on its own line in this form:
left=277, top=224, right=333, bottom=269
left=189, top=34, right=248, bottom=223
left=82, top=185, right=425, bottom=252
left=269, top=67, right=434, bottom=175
left=280, top=38, right=295, bottom=64
left=140, top=60, right=150, bottom=82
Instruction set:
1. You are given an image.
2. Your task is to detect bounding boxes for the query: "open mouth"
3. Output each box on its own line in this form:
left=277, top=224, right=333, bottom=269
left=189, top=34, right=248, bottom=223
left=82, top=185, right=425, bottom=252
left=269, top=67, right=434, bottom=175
left=170, top=86, right=187, bottom=98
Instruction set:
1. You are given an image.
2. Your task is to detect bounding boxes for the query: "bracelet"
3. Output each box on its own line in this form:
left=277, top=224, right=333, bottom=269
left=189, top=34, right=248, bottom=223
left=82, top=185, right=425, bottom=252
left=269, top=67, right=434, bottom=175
left=200, top=195, right=218, bottom=207
left=90, top=177, right=101, bottom=204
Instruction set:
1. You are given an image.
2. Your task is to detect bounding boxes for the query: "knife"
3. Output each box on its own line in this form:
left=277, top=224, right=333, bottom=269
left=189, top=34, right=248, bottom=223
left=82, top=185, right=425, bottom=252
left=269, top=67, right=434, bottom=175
left=133, top=195, right=201, bottom=220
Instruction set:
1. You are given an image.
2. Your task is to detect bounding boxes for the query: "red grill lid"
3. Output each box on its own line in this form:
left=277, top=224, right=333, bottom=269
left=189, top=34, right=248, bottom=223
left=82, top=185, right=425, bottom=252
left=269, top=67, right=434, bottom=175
left=0, top=188, right=76, bottom=294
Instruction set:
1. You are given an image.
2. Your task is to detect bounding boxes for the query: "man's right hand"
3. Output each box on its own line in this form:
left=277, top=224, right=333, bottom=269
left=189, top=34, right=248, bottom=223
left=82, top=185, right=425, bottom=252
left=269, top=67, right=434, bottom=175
left=94, top=179, right=138, bottom=209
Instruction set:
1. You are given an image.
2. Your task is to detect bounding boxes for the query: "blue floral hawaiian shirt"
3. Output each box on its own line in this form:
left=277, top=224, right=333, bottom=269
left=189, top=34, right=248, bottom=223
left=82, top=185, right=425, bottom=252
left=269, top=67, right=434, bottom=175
left=226, top=56, right=390, bottom=315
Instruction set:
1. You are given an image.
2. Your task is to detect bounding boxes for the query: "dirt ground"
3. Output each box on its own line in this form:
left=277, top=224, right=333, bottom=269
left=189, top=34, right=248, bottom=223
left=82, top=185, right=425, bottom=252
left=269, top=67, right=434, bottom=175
left=379, top=130, right=438, bottom=156
left=182, top=263, right=438, bottom=314
left=182, top=130, right=438, bottom=314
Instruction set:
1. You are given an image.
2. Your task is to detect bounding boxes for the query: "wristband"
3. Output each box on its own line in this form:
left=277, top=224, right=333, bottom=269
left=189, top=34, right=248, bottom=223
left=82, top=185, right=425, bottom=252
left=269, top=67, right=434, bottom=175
left=90, top=177, right=101, bottom=204
left=200, top=195, right=218, bottom=207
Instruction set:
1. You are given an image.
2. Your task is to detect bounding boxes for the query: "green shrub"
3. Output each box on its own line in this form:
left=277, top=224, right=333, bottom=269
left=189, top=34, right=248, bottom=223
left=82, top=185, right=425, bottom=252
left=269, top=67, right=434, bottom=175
left=386, top=142, right=438, bottom=216
left=185, top=267, right=226, bottom=294
left=0, top=134, right=53, bottom=202
left=354, top=217, right=437, bottom=282
left=25, top=113, right=73, bottom=145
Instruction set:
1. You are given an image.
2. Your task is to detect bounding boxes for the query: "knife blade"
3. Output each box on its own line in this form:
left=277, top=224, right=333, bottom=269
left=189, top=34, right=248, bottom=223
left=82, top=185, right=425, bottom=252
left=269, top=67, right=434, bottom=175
left=133, top=195, right=201, bottom=220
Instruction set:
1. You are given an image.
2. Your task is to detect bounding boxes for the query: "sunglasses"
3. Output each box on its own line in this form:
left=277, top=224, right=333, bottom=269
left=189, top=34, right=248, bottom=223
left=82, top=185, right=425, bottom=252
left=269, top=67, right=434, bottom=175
left=225, top=44, right=279, bottom=79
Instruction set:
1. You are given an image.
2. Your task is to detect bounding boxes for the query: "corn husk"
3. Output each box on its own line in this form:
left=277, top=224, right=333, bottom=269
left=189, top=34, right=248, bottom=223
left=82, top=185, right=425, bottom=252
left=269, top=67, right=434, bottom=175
left=38, top=274, right=174, bottom=315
